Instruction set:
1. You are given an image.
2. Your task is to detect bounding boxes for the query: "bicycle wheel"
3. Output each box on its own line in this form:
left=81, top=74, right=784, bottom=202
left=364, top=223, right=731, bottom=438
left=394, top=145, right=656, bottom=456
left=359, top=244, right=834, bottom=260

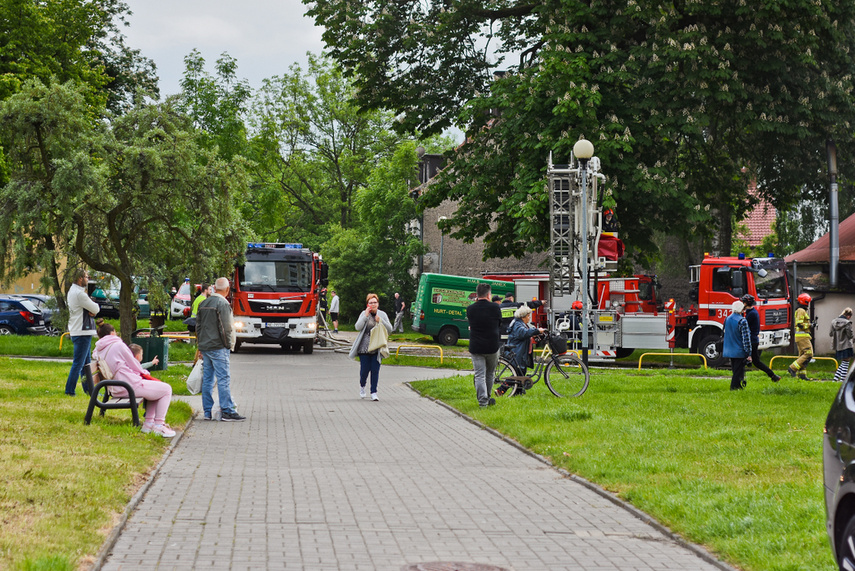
left=544, top=353, right=589, bottom=397
left=493, top=357, right=517, bottom=397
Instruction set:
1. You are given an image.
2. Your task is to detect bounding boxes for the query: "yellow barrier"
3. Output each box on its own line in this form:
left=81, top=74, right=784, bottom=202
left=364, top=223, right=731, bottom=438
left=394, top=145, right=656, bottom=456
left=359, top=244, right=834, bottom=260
left=59, top=332, right=70, bottom=351
left=638, top=352, right=708, bottom=370
left=395, top=344, right=443, bottom=364
left=161, top=333, right=195, bottom=341
left=770, top=355, right=838, bottom=370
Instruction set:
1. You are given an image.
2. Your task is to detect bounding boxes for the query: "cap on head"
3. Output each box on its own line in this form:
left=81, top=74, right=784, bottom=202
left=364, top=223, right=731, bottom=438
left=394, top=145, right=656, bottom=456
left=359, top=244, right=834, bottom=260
left=731, top=300, right=745, bottom=314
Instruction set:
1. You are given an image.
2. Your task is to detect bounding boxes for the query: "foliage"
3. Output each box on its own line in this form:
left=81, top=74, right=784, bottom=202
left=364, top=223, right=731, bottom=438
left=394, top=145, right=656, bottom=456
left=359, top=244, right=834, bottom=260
left=307, top=0, right=855, bottom=263
left=0, top=357, right=191, bottom=570
left=0, top=0, right=158, bottom=113
left=411, top=369, right=841, bottom=571
left=0, top=80, right=250, bottom=341
left=248, top=54, right=402, bottom=241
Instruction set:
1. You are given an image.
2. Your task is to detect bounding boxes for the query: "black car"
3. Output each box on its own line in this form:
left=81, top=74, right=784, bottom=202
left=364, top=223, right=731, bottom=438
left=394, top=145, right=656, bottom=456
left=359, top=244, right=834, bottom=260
left=0, top=296, right=48, bottom=335
left=824, top=367, right=855, bottom=568
left=12, top=294, right=60, bottom=336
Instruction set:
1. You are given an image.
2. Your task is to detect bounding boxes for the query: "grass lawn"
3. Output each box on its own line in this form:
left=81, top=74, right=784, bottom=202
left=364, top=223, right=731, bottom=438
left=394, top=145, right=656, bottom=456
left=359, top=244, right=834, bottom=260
left=0, top=358, right=193, bottom=570
left=411, top=367, right=840, bottom=571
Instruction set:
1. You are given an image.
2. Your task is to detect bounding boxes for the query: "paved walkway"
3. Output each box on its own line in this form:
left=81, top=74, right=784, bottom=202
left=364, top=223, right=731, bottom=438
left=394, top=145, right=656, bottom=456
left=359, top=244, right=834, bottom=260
left=101, top=348, right=732, bottom=571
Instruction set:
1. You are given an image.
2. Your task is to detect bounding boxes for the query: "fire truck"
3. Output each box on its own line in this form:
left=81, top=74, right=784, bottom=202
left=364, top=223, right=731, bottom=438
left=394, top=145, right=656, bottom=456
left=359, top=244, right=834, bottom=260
left=231, top=243, right=328, bottom=353
left=533, top=151, right=792, bottom=366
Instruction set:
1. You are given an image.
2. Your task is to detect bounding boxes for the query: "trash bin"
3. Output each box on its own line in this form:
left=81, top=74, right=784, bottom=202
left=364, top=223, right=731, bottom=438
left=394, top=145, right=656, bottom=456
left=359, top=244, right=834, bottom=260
left=131, top=335, right=169, bottom=371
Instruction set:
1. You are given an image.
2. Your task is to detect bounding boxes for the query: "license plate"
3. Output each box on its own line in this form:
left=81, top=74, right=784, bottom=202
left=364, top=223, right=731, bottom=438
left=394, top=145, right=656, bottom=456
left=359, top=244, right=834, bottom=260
left=264, top=322, right=286, bottom=328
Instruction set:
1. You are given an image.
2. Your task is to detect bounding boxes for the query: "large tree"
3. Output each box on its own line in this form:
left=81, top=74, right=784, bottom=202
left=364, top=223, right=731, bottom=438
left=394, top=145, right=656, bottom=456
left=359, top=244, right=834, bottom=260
left=307, top=0, right=855, bottom=262
left=0, top=80, right=249, bottom=340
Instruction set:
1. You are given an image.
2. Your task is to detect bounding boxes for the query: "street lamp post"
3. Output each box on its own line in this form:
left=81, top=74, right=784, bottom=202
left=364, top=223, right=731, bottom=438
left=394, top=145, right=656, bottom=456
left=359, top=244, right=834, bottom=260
left=438, top=216, right=448, bottom=274
left=573, top=138, right=594, bottom=365
left=415, top=146, right=427, bottom=277
left=827, top=139, right=839, bottom=289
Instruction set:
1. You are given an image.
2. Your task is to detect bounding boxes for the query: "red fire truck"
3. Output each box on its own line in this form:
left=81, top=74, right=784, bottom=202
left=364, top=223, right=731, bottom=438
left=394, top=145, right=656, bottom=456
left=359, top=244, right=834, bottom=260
left=231, top=243, right=328, bottom=353
left=486, top=254, right=790, bottom=366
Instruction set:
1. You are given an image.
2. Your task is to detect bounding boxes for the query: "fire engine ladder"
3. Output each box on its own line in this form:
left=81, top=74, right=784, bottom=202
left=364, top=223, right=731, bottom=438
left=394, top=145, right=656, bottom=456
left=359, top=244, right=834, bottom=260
left=547, top=155, right=578, bottom=302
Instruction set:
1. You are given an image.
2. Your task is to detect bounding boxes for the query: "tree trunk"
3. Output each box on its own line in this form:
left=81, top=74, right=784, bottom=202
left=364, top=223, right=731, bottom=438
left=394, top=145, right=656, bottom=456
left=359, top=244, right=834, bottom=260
left=119, top=276, right=136, bottom=344
left=714, top=202, right=733, bottom=257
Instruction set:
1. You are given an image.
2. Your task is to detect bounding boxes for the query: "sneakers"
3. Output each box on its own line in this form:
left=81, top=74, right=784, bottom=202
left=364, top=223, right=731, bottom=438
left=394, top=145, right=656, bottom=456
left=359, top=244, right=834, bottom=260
left=771, top=374, right=781, bottom=383
left=360, top=386, right=366, bottom=399
left=141, top=423, right=176, bottom=438
left=221, top=410, right=246, bottom=422
left=371, top=393, right=379, bottom=401
left=203, top=413, right=213, bottom=421
left=334, top=329, right=339, bottom=334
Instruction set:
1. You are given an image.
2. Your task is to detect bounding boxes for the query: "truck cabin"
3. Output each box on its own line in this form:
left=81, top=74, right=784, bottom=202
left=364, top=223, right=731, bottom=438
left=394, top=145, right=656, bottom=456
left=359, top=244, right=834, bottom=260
left=237, top=243, right=317, bottom=294
left=688, top=257, right=789, bottom=305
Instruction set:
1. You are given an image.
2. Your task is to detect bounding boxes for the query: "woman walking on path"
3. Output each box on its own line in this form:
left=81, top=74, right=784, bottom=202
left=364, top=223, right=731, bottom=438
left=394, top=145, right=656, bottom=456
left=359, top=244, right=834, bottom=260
left=348, top=293, right=393, bottom=401
left=831, top=307, right=854, bottom=382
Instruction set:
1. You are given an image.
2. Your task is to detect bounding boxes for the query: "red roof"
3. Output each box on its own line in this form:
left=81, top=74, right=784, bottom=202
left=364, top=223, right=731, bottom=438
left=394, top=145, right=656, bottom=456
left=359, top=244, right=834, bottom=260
left=739, top=181, right=776, bottom=246
left=785, top=211, right=855, bottom=263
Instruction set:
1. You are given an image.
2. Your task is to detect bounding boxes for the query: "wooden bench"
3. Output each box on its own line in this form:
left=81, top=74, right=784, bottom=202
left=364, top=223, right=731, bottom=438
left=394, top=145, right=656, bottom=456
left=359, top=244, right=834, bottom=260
left=84, top=363, right=147, bottom=427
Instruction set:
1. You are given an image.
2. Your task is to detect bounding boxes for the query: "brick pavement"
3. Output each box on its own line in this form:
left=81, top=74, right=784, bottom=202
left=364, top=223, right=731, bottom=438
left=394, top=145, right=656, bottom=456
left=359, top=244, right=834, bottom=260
left=100, top=348, right=733, bottom=570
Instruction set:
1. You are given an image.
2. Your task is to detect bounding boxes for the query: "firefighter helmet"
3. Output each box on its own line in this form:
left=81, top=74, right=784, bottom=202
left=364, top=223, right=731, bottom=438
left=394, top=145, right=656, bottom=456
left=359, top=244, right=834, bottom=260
left=572, top=301, right=583, bottom=310
left=798, top=293, right=812, bottom=305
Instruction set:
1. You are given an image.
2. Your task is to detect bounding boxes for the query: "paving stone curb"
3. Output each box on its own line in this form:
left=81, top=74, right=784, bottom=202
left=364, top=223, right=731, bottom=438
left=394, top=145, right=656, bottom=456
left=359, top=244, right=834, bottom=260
left=406, top=382, right=739, bottom=571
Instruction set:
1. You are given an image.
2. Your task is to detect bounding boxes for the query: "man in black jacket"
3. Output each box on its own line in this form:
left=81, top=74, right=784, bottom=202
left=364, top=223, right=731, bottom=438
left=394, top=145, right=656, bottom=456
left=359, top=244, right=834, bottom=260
left=466, top=283, right=502, bottom=407
left=741, top=294, right=780, bottom=383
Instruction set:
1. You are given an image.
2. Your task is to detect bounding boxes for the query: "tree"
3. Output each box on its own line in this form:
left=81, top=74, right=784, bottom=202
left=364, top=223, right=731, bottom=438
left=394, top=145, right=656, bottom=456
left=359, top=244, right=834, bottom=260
left=307, top=0, right=855, bottom=263
left=0, top=79, right=249, bottom=340
left=249, top=54, right=401, bottom=241
left=72, top=98, right=250, bottom=340
left=0, top=79, right=105, bottom=309
left=0, top=0, right=158, bottom=112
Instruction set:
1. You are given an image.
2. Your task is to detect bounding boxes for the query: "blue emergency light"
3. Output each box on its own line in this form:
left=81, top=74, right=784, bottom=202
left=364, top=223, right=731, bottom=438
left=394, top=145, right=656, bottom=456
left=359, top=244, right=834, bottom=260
left=247, top=242, right=303, bottom=249
left=737, top=253, right=746, bottom=260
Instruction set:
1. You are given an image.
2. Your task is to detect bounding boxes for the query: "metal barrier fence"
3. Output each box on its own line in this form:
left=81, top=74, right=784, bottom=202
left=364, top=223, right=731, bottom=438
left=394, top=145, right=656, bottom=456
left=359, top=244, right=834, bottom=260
left=769, top=355, right=839, bottom=370
left=395, top=344, right=444, bottom=363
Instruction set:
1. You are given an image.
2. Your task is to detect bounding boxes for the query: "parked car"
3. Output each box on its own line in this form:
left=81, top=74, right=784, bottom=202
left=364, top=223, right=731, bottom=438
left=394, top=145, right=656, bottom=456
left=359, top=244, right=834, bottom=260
left=0, top=296, right=48, bottom=335
left=89, top=279, right=150, bottom=319
left=823, top=367, right=855, bottom=568
left=11, top=294, right=60, bottom=336
left=170, top=280, right=194, bottom=319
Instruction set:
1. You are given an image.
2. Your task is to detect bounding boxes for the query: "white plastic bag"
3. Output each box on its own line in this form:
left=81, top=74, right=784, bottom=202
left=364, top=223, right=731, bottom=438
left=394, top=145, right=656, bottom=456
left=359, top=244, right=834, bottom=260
left=186, top=359, right=203, bottom=395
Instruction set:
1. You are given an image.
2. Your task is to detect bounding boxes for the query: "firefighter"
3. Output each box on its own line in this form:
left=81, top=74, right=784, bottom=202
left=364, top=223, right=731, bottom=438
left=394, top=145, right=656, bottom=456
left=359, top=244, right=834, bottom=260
left=788, top=293, right=814, bottom=380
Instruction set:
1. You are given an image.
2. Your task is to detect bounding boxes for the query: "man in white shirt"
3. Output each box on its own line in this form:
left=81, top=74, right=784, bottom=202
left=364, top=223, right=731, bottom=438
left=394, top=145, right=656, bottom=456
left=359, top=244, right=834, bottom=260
left=329, top=290, right=340, bottom=333
left=65, top=269, right=100, bottom=396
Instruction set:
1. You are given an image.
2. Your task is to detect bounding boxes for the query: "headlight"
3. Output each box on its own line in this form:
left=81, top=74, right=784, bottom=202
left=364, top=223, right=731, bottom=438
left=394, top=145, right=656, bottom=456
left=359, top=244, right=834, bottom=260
left=234, top=321, right=245, bottom=330
left=306, top=322, right=317, bottom=331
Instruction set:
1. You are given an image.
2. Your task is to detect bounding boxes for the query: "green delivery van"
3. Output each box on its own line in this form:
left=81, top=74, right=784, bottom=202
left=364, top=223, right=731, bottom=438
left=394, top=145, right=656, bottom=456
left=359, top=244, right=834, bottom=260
left=412, top=273, right=515, bottom=345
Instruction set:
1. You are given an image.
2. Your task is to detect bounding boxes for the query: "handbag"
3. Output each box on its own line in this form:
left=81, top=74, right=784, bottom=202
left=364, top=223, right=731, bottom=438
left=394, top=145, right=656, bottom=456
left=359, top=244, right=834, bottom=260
left=367, top=321, right=389, bottom=357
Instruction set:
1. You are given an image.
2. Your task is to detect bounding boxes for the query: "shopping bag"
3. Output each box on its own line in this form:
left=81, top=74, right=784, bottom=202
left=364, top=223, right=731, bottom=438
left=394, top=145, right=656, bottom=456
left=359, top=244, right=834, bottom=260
left=367, top=322, right=389, bottom=355
left=186, top=359, right=203, bottom=395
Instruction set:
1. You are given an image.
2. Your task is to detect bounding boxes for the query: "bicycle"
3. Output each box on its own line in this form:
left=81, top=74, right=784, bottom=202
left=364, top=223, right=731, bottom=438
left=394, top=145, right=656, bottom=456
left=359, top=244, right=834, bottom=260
left=494, top=329, right=590, bottom=398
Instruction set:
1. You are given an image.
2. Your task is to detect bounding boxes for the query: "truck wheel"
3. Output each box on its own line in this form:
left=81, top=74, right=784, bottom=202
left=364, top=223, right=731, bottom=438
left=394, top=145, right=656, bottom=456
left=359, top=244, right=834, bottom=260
left=614, top=348, right=635, bottom=359
left=437, top=327, right=459, bottom=346
left=303, top=340, right=314, bottom=354
left=698, top=334, right=726, bottom=368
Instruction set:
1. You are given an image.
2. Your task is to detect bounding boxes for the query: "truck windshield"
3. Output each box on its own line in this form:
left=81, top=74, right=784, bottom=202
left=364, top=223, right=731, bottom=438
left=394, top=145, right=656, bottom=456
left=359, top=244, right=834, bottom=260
left=239, top=261, right=312, bottom=293
left=754, top=261, right=788, bottom=299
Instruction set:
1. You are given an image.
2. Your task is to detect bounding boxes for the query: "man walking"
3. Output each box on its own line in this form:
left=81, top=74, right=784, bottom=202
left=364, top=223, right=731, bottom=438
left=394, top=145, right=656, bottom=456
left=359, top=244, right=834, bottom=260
left=741, top=295, right=780, bottom=382
left=329, top=290, right=340, bottom=334
left=197, top=277, right=245, bottom=422
left=392, top=292, right=407, bottom=333
left=65, top=268, right=100, bottom=396
left=466, top=283, right=502, bottom=407
left=723, top=300, right=752, bottom=391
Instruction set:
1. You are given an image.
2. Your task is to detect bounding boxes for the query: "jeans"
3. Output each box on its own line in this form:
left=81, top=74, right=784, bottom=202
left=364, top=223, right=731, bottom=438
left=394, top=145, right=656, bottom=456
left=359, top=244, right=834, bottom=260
left=65, top=335, right=93, bottom=395
left=471, top=351, right=498, bottom=405
left=358, top=353, right=381, bottom=393
left=393, top=311, right=405, bottom=333
left=201, top=347, right=236, bottom=415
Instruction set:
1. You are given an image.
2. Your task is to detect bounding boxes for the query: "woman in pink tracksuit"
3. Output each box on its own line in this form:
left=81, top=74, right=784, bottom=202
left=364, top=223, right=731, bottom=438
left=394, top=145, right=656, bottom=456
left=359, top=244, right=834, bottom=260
left=92, top=323, right=175, bottom=437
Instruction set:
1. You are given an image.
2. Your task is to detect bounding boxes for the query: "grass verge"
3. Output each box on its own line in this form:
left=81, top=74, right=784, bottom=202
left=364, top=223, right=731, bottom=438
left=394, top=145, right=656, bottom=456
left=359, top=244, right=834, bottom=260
left=0, top=358, right=193, bottom=570
left=410, top=368, right=839, bottom=571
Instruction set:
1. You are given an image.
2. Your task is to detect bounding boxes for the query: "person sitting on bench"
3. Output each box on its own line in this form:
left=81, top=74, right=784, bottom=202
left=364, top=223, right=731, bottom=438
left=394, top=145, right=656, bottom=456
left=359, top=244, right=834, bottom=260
left=496, top=305, right=544, bottom=395
left=92, top=323, right=175, bottom=437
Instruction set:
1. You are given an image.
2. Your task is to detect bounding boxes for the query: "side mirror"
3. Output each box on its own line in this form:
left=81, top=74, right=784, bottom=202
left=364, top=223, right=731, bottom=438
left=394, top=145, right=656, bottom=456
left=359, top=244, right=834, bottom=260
left=320, top=262, right=329, bottom=287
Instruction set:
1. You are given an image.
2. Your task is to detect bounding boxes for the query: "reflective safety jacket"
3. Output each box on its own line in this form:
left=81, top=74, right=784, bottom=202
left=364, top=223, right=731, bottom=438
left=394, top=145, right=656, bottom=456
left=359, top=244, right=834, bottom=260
left=795, top=307, right=811, bottom=337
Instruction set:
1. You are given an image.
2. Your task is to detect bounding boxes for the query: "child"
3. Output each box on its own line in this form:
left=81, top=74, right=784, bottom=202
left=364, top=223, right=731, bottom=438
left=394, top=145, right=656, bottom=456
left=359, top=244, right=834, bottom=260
left=129, top=343, right=159, bottom=370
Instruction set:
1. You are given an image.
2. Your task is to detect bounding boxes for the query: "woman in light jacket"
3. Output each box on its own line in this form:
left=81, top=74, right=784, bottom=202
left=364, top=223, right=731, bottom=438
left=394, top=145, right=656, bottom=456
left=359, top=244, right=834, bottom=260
left=831, top=307, right=854, bottom=382
left=348, top=293, right=393, bottom=401
left=92, top=323, right=175, bottom=437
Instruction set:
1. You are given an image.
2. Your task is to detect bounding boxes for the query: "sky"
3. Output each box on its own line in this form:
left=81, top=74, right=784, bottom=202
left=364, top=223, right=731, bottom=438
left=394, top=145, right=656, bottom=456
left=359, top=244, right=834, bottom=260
left=122, top=0, right=327, bottom=97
